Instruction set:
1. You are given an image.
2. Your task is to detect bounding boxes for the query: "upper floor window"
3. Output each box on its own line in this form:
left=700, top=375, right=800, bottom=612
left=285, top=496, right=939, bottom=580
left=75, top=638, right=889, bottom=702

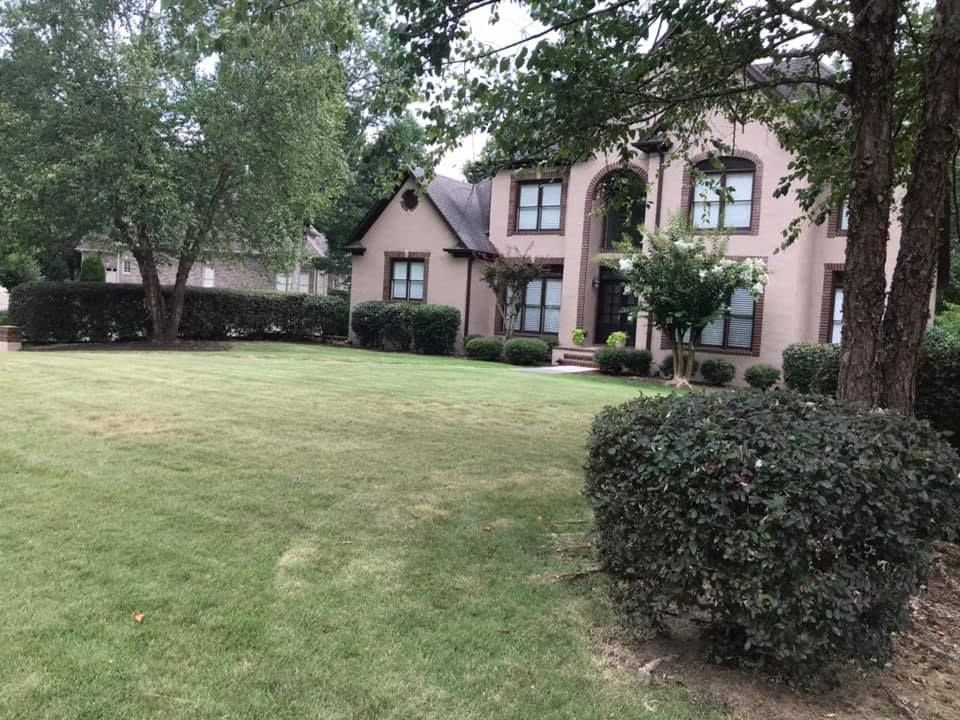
left=690, top=157, right=755, bottom=231
left=700, top=288, right=757, bottom=350
left=601, top=172, right=647, bottom=249
left=517, top=181, right=562, bottom=232
left=391, top=259, right=425, bottom=301
left=831, top=284, right=844, bottom=344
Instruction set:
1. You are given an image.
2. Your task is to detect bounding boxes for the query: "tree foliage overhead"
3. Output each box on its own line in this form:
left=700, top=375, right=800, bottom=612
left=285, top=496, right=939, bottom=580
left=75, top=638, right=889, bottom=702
left=388, top=0, right=960, bottom=414
left=0, top=0, right=357, bottom=339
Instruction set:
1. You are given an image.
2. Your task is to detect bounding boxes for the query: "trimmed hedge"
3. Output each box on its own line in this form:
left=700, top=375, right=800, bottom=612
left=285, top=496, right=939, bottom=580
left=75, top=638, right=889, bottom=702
left=350, top=301, right=461, bottom=355
left=503, top=337, right=550, bottom=365
left=596, top=348, right=652, bottom=375
left=700, top=358, right=736, bottom=386
left=744, top=363, right=781, bottom=390
left=585, top=391, right=960, bottom=681
left=783, top=342, right=836, bottom=393
left=9, top=281, right=348, bottom=343
left=465, top=336, right=504, bottom=361
left=78, top=254, right=106, bottom=282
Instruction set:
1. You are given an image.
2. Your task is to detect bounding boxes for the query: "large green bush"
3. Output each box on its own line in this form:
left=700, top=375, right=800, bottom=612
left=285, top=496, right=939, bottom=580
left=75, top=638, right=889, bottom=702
left=621, top=349, right=653, bottom=375
left=595, top=347, right=628, bottom=374
left=744, top=363, right=781, bottom=390
left=410, top=304, right=460, bottom=355
left=782, top=342, right=836, bottom=393
left=9, top=282, right=348, bottom=343
left=350, top=301, right=389, bottom=348
left=700, top=358, right=736, bottom=386
left=78, top=254, right=106, bottom=283
left=916, top=348, right=960, bottom=447
left=503, top=337, right=550, bottom=365
left=585, top=392, right=959, bottom=681
left=465, top=336, right=504, bottom=361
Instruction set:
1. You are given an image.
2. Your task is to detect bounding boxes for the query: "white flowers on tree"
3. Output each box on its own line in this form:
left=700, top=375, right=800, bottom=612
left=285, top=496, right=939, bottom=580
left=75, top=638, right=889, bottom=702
left=607, top=214, right=768, bottom=388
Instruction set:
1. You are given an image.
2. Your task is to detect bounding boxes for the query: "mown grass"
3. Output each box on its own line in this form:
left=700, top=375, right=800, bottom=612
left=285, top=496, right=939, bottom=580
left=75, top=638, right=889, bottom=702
left=0, top=343, right=724, bottom=719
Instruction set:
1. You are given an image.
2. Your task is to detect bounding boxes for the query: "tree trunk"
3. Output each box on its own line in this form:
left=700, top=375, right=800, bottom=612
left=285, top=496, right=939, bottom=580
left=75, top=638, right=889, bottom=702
left=878, top=0, right=960, bottom=413
left=163, top=253, right=196, bottom=342
left=837, top=0, right=901, bottom=405
left=132, top=242, right=167, bottom=342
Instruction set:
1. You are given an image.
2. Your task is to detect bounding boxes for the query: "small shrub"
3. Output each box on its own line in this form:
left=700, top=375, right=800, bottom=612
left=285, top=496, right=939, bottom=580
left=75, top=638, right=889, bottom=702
left=917, top=348, right=960, bottom=448
left=744, top=363, right=780, bottom=390
left=410, top=304, right=460, bottom=355
left=350, top=301, right=389, bottom=348
left=503, top=337, right=550, bottom=365
left=782, top=343, right=836, bottom=393
left=700, top=358, right=736, bottom=386
left=585, top=392, right=960, bottom=682
left=595, top=347, right=628, bottom=374
left=606, top=330, right=628, bottom=347
left=810, top=344, right=841, bottom=396
left=78, top=254, right=106, bottom=283
left=923, top=324, right=960, bottom=352
left=465, top=336, right=504, bottom=361
left=0, top=311, right=9, bottom=325
left=658, top=354, right=699, bottom=379
left=934, top=302, right=960, bottom=339
left=622, top=349, right=653, bottom=375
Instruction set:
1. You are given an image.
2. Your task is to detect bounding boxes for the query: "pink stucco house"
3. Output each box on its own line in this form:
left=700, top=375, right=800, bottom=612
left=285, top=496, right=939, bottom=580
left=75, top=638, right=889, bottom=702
left=345, top=117, right=905, bottom=377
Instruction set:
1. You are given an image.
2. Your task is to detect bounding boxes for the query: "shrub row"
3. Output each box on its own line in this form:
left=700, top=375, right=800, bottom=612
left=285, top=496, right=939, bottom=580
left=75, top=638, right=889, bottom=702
left=465, top=336, right=504, bottom=361
left=783, top=340, right=959, bottom=446
left=464, top=335, right=551, bottom=365
left=595, top=347, right=652, bottom=375
left=585, top=391, right=960, bottom=681
left=350, top=301, right=460, bottom=355
left=9, top=281, right=349, bottom=343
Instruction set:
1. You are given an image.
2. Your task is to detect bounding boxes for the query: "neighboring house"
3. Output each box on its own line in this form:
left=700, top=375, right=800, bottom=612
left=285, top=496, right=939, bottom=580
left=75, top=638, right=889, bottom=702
left=77, top=226, right=347, bottom=295
left=345, top=117, right=924, bottom=375
left=0, top=286, right=8, bottom=312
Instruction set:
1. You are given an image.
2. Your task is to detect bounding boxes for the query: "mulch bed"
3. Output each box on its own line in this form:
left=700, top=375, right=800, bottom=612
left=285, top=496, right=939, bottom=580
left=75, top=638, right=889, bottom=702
left=593, top=542, right=960, bottom=720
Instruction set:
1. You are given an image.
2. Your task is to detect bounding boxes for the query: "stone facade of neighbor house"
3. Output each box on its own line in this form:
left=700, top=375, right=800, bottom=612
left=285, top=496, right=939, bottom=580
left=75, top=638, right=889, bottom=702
left=346, top=117, right=938, bottom=377
left=77, top=226, right=348, bottom=296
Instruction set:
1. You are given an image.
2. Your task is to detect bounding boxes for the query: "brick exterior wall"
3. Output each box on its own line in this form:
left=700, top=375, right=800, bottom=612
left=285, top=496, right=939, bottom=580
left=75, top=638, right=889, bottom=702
left=680, top=149, right=764, bottom=236
left=818, top=263, right=845, bottom=343
left=506, top=168, right=569, bottom=237
left=576, top=162, right=649, bottom=329
left=825, top=205, right=847, bottom=239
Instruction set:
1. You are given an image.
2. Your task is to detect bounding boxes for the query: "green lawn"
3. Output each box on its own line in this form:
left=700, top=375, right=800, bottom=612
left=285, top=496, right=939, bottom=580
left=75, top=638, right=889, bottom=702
left=0, top=343, right=722, bottom=719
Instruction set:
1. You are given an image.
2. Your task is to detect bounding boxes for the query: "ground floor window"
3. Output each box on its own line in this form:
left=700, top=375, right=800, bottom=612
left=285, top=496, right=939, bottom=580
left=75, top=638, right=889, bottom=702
left=699, top=288, right=756, bottom=350
left=508, top=277, right=562, bottom=334
left=202, top=265, right=215, bottom=288
left=831, top=285, right=844, bottom=344
left=391, top=259, right=425, bottom=301
left=276, top=271, right=312, bottom=293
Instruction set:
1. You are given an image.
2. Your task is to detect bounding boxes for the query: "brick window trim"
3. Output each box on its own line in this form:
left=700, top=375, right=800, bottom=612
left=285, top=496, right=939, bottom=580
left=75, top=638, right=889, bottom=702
left=382, top=251, right=430, bottom=303
left=659, top=255, right=767, bottom=357
left=818, top=263, right=845, bottom=343
left=507, top=168, right=569, bottom=237
left=826, top=203, right=848, bottom=238
left=575, top=162, right=649, bottom=329
left=680, top=150, right=764, bottom=236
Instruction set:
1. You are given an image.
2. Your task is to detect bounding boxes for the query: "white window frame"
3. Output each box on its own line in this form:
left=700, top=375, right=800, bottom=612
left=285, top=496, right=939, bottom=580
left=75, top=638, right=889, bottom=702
left=121, top=259, right=132, bottom=275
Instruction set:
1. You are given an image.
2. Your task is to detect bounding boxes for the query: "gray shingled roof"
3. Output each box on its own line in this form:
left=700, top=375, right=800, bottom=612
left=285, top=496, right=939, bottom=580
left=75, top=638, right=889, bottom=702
left=424, top=175, right=495, bottom=255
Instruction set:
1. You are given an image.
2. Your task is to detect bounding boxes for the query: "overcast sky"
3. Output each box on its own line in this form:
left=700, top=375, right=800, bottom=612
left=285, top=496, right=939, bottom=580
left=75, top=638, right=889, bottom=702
left=433, top=3, right=540, bottom=179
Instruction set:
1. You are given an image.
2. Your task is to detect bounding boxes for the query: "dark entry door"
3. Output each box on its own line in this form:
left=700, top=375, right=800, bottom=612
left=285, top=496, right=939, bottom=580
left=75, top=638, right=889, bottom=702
left=595, top=268, right=637, bottom=346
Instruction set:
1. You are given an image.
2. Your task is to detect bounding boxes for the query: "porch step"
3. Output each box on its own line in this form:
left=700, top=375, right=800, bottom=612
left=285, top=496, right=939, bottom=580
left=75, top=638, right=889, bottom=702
left=558, top=347, right=599, bottom=369
left=558, top=357, right=598, bottom=368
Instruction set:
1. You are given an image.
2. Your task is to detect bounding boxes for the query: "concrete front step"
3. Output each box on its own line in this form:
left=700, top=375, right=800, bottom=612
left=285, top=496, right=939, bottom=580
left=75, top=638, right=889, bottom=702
left=558, top=358, right=598, bottom=368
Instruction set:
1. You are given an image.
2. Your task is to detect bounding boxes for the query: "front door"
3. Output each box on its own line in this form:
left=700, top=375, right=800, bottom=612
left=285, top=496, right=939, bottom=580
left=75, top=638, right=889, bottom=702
left=595, top=268, right=637, bottom=346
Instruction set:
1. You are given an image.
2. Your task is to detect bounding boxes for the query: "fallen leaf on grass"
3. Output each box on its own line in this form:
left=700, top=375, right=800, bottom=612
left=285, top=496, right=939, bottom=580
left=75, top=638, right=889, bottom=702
left=133, top=611, right=145, bottom=624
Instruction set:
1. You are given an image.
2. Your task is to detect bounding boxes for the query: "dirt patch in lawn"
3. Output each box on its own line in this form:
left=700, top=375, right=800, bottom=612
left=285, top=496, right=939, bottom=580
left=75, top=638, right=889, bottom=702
left=26, top=340, right=231, bottom=352
left=594, top=542, right=960, bottom=720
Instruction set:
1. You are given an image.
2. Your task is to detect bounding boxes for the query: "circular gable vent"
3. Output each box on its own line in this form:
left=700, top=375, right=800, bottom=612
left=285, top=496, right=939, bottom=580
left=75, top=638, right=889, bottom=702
left=401, top=189, right=419, bottom=211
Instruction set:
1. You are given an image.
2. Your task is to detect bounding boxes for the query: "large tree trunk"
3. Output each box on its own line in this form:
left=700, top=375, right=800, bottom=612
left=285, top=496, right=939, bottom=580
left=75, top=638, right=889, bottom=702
left=163, top=253, right=195, bottom=342
left=879, top=0, right=960, bottom=413
left=132, top=240, right=167, bottom=342
left=837, top=0, right=901, bottom=405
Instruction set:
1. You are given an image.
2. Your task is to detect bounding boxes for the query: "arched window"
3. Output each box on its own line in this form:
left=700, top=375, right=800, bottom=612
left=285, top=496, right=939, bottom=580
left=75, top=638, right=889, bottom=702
left=690, top=157, right=755, bottom=231
left=601, top=171, right=647, bottom=249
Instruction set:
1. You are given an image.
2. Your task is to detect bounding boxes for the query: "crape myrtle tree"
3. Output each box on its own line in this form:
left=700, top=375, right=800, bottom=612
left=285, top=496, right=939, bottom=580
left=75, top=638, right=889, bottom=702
left=481, top=250, right=544, bottom=340
left=387, top=0, right=960, bottom=414
left=0, top=0, right=356, bottom=341
left=612, top=215, right=768, bottom=388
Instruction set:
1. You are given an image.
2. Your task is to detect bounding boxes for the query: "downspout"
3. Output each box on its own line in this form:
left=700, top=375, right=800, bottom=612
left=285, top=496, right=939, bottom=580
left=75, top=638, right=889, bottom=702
left=463, top=254, right=474, bottom=341
left=645, top=149, right=666, bottom=351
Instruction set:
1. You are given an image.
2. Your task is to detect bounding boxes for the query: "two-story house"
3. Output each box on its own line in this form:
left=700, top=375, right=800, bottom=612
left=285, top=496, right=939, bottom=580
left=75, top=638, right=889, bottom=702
left=345, top=117, right=907, bottom=377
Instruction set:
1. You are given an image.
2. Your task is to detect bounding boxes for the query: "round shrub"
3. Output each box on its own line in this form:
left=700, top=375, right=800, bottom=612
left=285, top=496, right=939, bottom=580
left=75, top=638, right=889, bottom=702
left=595, top=347, right=628, bottom=374
left=350, top=301, right=389, bottom=348
left=585, top=392, right=960, bottom=681
left=382, top=303, right=415, bottom=351
left=410, top=304, right=460, bottom=355
left=744, top=363, right=781, bottom=390
left=621, top=349, right=653, bottom=376
left=782, top=342, right=836, bottom=393
left=503, top=337, right=550, bottom=365
left=700, top=358, right=736, bottom=386
left=657, top=354, right=699, bottom=379
left=810, top=344, right=841, bottom=396
left=465, top=336, right=504, bottom=361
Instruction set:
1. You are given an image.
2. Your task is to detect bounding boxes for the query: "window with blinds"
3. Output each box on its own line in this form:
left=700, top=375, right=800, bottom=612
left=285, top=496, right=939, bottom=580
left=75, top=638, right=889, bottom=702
left=516, top=182, right=563, bottom=231
left=831, top=287, right=844, bottom=343
left=690, top=157, right=756, bottom=231
left=508, top=277, right=562, bottom=334
left=391, top=260, right=425, bottom=301
left=700, top=288, right=756, bottom=350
